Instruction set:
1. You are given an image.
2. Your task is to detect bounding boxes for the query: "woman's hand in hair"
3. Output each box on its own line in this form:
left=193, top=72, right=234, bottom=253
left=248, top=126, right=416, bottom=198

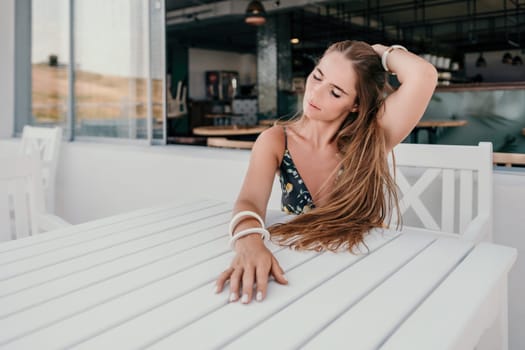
left=371, top=43, right=388, bottom=56
left=215, top=234, right=288, bottom=304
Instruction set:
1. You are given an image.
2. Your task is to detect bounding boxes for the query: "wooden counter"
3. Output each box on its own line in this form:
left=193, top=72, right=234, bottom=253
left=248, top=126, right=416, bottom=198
left=416, top=120, right=468, bottom=128
left=193, top=125, right=268, bottom=136
left=410, top=120, right=468, bottom=144
left=436, top=81, right=525, bottom=92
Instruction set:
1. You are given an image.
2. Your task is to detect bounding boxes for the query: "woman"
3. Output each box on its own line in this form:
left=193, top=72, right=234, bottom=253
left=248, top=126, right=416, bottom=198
left=215, top=40, right=437, bottom=304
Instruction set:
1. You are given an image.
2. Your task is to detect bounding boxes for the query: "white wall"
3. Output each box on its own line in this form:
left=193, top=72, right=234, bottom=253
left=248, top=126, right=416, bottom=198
left=0, top=139, right=19, bottom=157
left=52, top=141, right=281, bottom=223
left=0, top=0, right=15, bottom=138
left=188, top=48, right=257, bottom=100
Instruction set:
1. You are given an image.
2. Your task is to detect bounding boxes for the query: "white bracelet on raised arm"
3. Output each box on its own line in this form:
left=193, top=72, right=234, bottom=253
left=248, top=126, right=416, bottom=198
left=228, top=210, right=265, bottom=237
left=229, top=227, right=270, bottom=250
left=381, top=44, right=408, bottom=74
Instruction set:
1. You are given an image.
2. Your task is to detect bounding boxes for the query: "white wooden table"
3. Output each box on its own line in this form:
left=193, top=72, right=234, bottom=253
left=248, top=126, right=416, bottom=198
left=0, top=199, right=517, bottom=350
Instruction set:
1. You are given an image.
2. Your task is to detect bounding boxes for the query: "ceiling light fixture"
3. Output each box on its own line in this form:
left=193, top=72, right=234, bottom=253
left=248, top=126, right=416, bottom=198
left=290, top=38, right=300, bottom=44
left=475, top=53, right=487, bottom=68
left=502, top=52, right=513, bottom=64
left=245, top=0, right=266, bottom=26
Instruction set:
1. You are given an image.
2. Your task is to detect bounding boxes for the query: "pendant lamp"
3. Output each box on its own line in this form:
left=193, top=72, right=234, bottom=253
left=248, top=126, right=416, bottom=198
left=245, top=0, right=266, bottom=26
left=502, top=52, right=513, bottom=64
left=475, top=53, right=487, bottom=67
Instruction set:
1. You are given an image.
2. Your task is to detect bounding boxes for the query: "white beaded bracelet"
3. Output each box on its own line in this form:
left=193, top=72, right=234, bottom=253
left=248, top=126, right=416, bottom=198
left=381, top=45, right=408, bottom=74
left=228, top=210, right=265, bottom=237
left=229, top=227, right=270, bottom=250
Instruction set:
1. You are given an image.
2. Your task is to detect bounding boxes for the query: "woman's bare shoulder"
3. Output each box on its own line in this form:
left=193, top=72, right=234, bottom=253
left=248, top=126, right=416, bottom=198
left=250, top=125, right=286, bottom=166
left=254, top=125, right=285, bottom=150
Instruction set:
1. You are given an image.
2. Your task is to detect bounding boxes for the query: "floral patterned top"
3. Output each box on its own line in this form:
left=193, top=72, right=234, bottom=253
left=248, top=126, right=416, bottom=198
left=279, top=127, right=315, bottom=215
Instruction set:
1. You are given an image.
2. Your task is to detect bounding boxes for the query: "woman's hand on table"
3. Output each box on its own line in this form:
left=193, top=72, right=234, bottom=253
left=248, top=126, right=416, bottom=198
left=215, top=234, right=288, bottom=304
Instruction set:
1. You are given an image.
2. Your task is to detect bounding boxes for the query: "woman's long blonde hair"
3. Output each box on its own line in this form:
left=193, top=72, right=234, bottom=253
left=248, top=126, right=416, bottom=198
left=269, top=40, right=400, bottom=252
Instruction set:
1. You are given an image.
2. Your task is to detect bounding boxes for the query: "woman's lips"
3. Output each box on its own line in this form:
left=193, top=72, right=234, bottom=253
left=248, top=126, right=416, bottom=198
left=308, top=101, right=321, bottom=110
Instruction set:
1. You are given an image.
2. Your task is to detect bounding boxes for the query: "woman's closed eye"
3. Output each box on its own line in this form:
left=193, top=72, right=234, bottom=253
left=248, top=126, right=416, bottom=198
left=331, top=90, right=341, bottom=98
left=312, top=73, right=341, bottom=98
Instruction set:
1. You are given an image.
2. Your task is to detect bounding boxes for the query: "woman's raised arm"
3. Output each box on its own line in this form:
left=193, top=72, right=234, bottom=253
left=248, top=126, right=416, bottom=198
left=373, top=44, right=438, bottom=151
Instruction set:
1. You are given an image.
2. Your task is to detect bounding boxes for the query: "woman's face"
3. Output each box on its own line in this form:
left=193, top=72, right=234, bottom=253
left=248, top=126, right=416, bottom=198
left=303, top=51, right=358, bottom=122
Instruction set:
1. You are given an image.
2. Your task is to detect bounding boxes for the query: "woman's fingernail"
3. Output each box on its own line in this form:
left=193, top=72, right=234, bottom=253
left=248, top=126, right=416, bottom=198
left=214, top=285, right=219, bottom=293
left=229, top=293, right=237, bottom=302
left=256, top=291, right=263, bottom=301
left=241, top=294, right=249, bottom=304
left=282, top=274, right=288, bottom=282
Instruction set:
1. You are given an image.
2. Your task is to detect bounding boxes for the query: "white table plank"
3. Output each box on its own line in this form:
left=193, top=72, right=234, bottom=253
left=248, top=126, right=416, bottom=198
left=0, top=205, right=231, bottom=297
left=0, top=200, right=517, bottom=350
left=0, top=198, right=209, bottom=253
left=0, top=199, right=222, bottom=266
left=0, top=227, right=237, bottom=345
left=2, top=244, right=295, bottom=350
left=0, top=202, right=230, bottom=281
left=67, top=244, right=297, bottom=350
left=381, top=243, right=517, bottom=350
left=224, top=232, right=448, bottom=350
left=0, top=212, right=233, bottom=317
left=302, top=237, right=474, bottom=349
left=64, top=231, right=397, bottom=350
left=147, top=230, right=412, bottom=349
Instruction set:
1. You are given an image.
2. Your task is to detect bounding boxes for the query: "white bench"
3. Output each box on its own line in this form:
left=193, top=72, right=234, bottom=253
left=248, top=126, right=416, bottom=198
left=392, top=142, right=493, bottom=243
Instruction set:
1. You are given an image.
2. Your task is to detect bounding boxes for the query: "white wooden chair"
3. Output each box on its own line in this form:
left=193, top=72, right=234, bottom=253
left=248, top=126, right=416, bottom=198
left=19, top=125, right=62, bottom=213
left=167, top=80, right=188, bottom=118
left=391, top=142, right=493, bottom=243
left=0, top=155, right=70, bottom=242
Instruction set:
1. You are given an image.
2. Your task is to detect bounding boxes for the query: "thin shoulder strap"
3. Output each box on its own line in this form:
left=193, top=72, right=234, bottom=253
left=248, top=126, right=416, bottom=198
left=283, top=126, right=288, bottom=150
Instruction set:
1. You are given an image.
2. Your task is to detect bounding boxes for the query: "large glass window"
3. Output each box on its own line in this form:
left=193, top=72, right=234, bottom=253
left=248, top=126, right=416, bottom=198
left=149, top=0, right=166, bottom=142
left=31, top=0, right=69, bottom=130
left=28, top=0, right=165, bottom=142
left=74, top=0, right=149, bottom=139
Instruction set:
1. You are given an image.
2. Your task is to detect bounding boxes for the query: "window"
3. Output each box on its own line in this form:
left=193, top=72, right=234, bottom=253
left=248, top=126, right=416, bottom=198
left=31, top=0, right=69, bottom=131
left=27, top=0, right=165, bottom=142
